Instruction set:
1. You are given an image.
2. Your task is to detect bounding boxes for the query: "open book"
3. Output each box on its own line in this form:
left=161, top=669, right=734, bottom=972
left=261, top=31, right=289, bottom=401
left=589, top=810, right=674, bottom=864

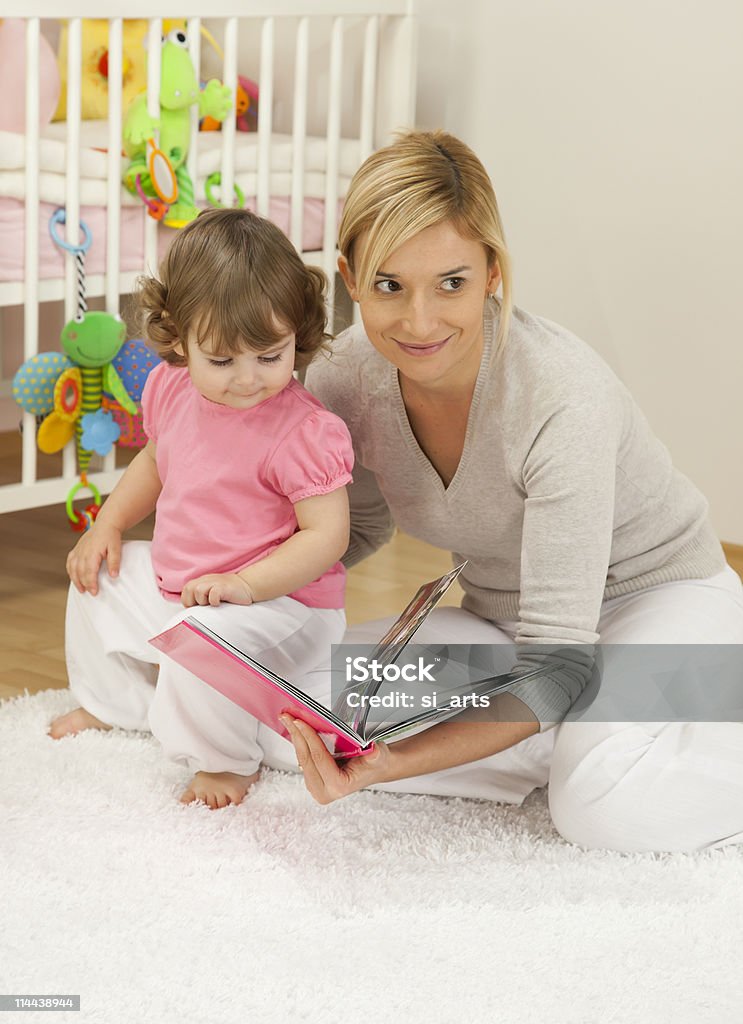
left=149, top=563, right=546, bottom=758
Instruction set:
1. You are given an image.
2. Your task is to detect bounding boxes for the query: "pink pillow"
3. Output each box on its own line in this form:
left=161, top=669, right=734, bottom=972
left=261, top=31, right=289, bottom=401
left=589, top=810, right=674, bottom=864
left=0, top=19, right=61, bottom=133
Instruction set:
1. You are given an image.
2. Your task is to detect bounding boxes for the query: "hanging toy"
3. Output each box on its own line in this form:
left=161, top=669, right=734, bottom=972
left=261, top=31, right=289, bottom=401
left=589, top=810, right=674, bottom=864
left=122, top=28, right=232, bottom=228
left=101, top=337, right=158, bottom=448
left=204, top=171, right=245, bottom=210
left=133, top=139, right=177, bottom=221
left=12, top=210, right=153, bottom=530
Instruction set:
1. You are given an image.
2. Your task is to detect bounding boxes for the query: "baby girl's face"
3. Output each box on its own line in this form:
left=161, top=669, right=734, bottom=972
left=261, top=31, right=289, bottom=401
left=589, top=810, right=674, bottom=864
left=180, top=330, right=296, bottom=410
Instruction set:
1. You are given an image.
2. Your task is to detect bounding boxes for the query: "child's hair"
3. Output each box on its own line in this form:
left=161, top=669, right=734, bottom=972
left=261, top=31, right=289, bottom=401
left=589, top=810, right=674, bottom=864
left=338, top=129, right=513, bottom=352
left=136, top=208, right=329, bottom=370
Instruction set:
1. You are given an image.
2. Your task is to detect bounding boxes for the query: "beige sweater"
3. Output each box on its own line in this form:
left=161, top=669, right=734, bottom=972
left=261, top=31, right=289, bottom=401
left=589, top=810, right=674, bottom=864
left=306, top=301, right=725, bottom=723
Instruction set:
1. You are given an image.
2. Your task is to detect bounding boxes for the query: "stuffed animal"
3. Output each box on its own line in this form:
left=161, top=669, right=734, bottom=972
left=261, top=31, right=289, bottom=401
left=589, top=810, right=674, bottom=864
left=12, top=312, right=140, bottom=470
left=122, top=29, right=232, bottom=228
left=101, top=337, right=158, bottom=448
left=201, top=75, right=259, bottom=132
left=52, top=18, right=186, bottom=122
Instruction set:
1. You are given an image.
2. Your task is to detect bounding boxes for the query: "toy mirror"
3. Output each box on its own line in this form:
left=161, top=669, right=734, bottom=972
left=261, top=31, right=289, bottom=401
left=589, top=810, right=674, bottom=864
left=147, top=140, right=178, bottom=204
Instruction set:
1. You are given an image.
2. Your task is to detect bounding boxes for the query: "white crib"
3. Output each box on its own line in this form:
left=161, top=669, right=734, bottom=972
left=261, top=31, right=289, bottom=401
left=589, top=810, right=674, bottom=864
left=0, top=1, right=416, bottom=514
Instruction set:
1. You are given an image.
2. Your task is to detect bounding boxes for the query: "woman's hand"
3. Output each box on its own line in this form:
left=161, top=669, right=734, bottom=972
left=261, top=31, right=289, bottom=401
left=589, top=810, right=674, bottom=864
left=66, top=522, right=123, bottom=596
left=280, top=715, right=392, bottom=804
left=181, top=572, right=254, bottom=608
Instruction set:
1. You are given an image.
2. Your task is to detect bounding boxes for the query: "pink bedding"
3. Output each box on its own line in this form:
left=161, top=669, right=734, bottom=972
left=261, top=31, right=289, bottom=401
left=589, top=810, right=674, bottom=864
left=0, top=196, right=342, bottom=282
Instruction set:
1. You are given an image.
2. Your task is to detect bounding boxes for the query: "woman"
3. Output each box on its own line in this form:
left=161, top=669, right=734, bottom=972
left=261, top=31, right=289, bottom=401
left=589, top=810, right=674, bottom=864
left=281, top=130, right=743, bottom=852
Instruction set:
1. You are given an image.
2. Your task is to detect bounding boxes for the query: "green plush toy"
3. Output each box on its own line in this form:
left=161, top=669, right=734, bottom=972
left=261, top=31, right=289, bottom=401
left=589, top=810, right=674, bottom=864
left=123, top=28, right=232, bottom=228
left=13, top=311, right=137, bottom=472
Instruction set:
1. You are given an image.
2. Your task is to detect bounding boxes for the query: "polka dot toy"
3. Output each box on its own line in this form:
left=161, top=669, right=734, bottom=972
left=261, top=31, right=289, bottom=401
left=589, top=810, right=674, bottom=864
left=112, top=339, right=158, bottom=402
left=12, top=352, right=73, bottom=417
left=103, top=339, right=160, bottom=447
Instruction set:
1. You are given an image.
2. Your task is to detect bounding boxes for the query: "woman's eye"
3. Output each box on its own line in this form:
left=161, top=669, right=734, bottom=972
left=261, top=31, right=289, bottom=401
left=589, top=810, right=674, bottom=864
left=208, top=359, right=232, bottom=367
left=374, top=279, right=401, bottom=294
left=441, top=277, right=465, bottom=291
left=258, top=354, right=282, bottom=364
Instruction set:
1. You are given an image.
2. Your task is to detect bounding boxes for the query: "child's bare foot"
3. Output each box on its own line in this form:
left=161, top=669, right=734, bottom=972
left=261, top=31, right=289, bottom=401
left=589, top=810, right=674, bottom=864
left=180, top=770, right=260, bottom=809
left=48, top=707, right=113, bottom=739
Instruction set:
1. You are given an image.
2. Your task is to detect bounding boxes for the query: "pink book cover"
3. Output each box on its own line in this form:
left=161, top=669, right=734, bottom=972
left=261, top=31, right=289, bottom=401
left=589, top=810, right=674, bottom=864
left=149, top=618, right=371, bottom=759
left=150, top=563, right=467, bottom=760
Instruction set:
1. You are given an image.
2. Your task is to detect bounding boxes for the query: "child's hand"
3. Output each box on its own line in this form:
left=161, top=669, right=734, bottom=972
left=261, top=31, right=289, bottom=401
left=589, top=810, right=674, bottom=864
left=181, top=573, right=254, bottom=608
left=66, top=523, right=123, bottom=596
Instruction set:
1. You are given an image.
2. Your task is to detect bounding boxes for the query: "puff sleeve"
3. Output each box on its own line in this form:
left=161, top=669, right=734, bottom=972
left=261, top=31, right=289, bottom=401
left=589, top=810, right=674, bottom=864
left=140, top=361, right=167, bottom=443
left=265, top=410, right=354, bottom=503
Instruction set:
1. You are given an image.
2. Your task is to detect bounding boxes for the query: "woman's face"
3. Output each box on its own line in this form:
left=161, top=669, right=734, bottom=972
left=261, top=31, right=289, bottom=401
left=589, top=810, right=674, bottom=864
left=339, top=220, right=500, bottom=391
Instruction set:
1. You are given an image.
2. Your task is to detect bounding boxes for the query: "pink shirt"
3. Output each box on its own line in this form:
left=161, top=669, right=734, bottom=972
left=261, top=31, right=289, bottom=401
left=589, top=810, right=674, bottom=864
left=141, top=363, right=353, bottom=606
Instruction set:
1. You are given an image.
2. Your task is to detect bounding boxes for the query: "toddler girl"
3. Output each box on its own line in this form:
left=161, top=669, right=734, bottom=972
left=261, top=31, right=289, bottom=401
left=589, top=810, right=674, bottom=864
left=49, top=208, right=353, bottom=809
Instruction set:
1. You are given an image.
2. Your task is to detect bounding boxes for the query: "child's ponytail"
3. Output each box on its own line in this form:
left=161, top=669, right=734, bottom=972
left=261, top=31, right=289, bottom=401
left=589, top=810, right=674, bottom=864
left=135, top=275, right=186, bottom=366
left=294, top=265, right=331, bottom=371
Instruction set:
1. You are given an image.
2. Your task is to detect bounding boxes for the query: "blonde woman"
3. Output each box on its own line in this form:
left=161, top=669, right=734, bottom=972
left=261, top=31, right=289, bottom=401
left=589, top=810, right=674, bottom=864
left=280, top=130, right=743, bottom=853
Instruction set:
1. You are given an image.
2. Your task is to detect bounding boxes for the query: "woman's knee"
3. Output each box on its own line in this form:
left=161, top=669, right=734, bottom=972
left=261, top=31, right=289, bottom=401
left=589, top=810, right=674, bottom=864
left=548, top=720, right=743, bottom=853
left=547, top=722, right=666, bottom=852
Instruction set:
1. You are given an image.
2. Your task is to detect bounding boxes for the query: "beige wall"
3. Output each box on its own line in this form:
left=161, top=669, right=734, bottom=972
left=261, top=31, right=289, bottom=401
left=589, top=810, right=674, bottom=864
left=415, top=0, right=743, bottom=543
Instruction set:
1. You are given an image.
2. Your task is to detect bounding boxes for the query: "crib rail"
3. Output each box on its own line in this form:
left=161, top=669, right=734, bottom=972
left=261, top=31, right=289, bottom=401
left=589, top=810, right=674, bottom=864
left=0, top=2, right=416, bottom=513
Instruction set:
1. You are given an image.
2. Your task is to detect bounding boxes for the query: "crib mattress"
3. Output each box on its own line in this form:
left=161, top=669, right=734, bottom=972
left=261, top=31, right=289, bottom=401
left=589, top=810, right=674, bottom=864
left=0, top=122, right=359, bottom=205
left=0, top=196, right=343, bottom=283
left=0, top=121, right=353, bottom=281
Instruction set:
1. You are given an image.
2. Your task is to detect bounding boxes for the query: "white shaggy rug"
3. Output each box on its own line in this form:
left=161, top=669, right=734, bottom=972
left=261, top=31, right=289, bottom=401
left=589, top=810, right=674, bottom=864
left=2, top=689, right=743, bottom=1024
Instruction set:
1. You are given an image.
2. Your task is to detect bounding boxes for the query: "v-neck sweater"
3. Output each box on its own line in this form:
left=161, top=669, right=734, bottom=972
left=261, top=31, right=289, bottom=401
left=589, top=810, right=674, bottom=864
left=305, top=301, right=725, bottom=723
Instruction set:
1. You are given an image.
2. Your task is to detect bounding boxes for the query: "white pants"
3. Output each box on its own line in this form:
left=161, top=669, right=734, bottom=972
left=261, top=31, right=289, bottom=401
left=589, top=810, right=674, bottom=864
left=312, top=566, right=743, bottom=853
left=65, top=541, right=345, bottom=776
left=67, top=545, right=743, bottom=851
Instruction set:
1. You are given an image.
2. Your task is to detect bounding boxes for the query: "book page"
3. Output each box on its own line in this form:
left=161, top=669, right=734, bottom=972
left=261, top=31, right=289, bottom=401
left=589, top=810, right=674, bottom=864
left=330, top=562, right=467, bottom=734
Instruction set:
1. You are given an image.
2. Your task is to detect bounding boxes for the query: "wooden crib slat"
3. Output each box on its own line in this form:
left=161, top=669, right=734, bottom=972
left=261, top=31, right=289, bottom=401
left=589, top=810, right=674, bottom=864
left=64, top=19, right=82, bottom=326
left=290, top=17, right=309, bottom=251
left=23, top=20, right=40, bottom=363
left=21, top=2, right=412, bottom=16
left=103, top=18, right=125, bottom=476
left=106, top=18, right=123, bottom=314
left=323, top=17, right=344, bottom=323
left=20, top=2, right=412, bottom=16
left=220, top=18, right=239, bottom=211
left=187, top=18, right=202, bottom=193
left=22, top=19, right=41, bottom=488
left=144, top=18, right=163, bottom=275
left=62, top=18, right=84, bottom=482
left=257, top=18, right=274, bottom=218
left=360, top=16, right=379, bottom=163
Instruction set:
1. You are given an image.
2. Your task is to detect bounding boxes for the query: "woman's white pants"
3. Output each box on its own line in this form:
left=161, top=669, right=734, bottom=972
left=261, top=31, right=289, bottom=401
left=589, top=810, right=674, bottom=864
left=67, top=542, right=743, bottom=852
left=333, top=566, right=743, bottom=853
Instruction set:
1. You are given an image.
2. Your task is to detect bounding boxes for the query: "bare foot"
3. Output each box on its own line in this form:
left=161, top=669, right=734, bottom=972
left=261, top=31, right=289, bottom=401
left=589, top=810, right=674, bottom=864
left=180, top=769, right=260, bottom=809
left=48, top=707, right=113, bottom=739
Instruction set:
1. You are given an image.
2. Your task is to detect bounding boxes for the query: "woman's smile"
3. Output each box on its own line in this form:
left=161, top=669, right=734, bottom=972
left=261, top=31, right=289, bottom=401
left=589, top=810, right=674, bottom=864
left=392, top=334, right=454, bottom=356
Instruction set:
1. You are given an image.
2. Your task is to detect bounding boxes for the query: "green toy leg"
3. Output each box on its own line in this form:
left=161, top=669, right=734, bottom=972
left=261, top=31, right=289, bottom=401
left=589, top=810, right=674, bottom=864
left=123, top=159, right=151, bottom=198
left=164, top=165, right=200, bottom=228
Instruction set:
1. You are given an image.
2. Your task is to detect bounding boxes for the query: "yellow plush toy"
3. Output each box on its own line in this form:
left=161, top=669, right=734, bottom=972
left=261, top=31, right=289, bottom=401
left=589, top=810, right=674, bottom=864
left=53, top=18, right=186, bottom=121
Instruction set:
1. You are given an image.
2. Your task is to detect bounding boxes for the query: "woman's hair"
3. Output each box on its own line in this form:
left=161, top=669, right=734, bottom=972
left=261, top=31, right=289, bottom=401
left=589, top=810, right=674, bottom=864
left=136, top=208, right=329, bottom=370
left=338, top=129, right=513, bottom=352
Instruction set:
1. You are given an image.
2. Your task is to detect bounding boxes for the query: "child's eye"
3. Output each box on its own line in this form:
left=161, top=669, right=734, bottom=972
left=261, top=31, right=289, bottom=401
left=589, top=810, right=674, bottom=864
left=208, top=358, right=232, bottom=367
left=258, top=353, right=282, bottom=364
left=373, top=279, right=401, bottom=294
left=441, top=277, right=466, bottom=291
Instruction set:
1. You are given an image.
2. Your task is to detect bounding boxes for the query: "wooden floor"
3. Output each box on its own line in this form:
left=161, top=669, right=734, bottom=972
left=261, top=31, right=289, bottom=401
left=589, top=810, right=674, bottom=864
left=0, top=496, right=462, bottom=701
left=1, top=425, right=742, bottom=702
